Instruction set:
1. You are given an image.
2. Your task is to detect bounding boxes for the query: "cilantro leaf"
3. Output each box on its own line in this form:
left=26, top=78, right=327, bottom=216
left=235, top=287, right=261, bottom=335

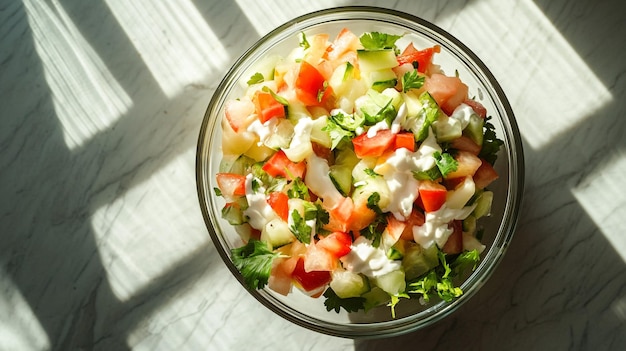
left=261, top=86, right=289, bottom=106
left=359, top=32, right=403, bottom=50
left=231, top=240, right=281, bottom=290
left=323, top=119, right=355, bottom=150
left=213, top=187, right=222, bottom=197
left=433, top=152, right=458, bottom=178
left=412, top=166, right=442, bottom=181
left=402, top=70, right=425, bottom=93
left=330, top=110, right=364, bottom=131
left=287, top=177, right=309, bottom=200
left=359, top=192, right=387, bottom=247
left=387, top=293, right=409, bottom=319
left=451, top=249, right=481, bottom=275
left=479, top=117, right=504, bottom=165
left=247, top=72, right=264, bottom=86
left=323, top=287, right=366, bottom=313
left=299, top=31, right=310, bottom=50
left=314, top=201, right=330, bottom=233
left=290, top=209, right=311, bottom=244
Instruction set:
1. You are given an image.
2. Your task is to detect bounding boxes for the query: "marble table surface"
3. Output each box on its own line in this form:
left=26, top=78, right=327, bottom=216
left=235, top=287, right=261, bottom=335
left=2, top=0, right=625, bottom=350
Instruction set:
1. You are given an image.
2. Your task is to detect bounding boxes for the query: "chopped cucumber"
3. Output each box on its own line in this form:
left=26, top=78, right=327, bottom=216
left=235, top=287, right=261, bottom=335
left=373, top=269, right=406, bottom=295
left=329, top=164, right=353, bottom=196
left=261, top=218, right=295, bottom=249
left=330, top=270, right=370, bottom=299
left=464, top=113, right=484, bottom=146
left=433, top=115, right=463, bottom=142
left=221, top=198, right=248, bottom=225
left=364, top=69, right=398, bottom=92
left=463, top=215, right=477, bottom=235
left=310, top=115, right=332, bottom=148
left=473, top=191, right=493, bottom=218
left=264, top=118, right=294, bottom=150
left=402, top=242, right=439, bottom=280
left=357, top=49, right=399, bottom=71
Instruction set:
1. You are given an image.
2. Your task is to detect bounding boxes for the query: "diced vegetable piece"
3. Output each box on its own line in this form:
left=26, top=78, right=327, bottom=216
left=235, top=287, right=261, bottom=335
left=417, top=180, right=447, bottom=212
left=262, top=150, right=306, bottom=180
left=445, top=151, right=482, bottom=179
left=424, top=73, right=469, bottom=115
left=267, top=191, right=289, bottom=221
left=473, top=161, right=499, bottom=189
left=373, top=269, right=405, bottom=295
left=393, top=132, right=415, bottom=151
left=253, top=90, right=286, bottom=123
left=224, top=97, right=255, bottom=132
left=216, top=173, right=246, bottom=197
left=330, top=270, right=370, bottom=299
left=317, top=231, right=353, bottom=258
left=352, top=129, right=396, bottom=158
left=292, top=257, right=331, bottom=294
left=402, top=242, right=439, bottom=280
left=473, top=191, right=494, bottom=219
left=357, top=49, right=399, bottom=71
left=295, top=61, right=333, bottom=107
left=446, top=176, right=476, bottom=210
left=261, top=218, right=295, bottom=249
left=396, top=43, right=440, bottom=73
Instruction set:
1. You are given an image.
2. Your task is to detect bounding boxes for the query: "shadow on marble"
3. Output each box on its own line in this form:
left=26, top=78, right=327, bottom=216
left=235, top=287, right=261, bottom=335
left=1, top=0, right=259, bottom=349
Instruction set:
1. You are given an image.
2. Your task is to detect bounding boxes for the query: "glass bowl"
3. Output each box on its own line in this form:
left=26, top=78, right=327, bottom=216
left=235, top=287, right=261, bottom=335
left=196, top=6, right=524, bottom=338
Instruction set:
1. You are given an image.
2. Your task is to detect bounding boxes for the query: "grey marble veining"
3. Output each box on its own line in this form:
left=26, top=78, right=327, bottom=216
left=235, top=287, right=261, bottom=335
left=1, top=0, right=625, bottom=350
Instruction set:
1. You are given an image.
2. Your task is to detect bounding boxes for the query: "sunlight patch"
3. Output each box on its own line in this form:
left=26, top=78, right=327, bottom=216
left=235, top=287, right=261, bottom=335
left=104, top=0, right=227, bottom=97
left=23, top=0, right=132, bottom=150
left=572, top=150, right=626, bottom=263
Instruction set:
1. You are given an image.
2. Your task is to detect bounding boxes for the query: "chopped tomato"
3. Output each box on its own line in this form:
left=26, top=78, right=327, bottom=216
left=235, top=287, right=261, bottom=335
left=326, top=196, right=354, bottom=232
left=317, top=232, right=352, bottom=258
left=473, top=159, right=499, bottom=189
left=450, top=135, right=481, bottom=155
left=253, top=90, right=285, bottom=123
left=292, top=257, right=331, bottom=292
left=386, top=214, right=407, bottom=243
left=262, top=150, right=306, bottom=180
left=442, top=220, right=463, bottom=254
left=445, top=151, right=482, bottom=179
left=326, top=28, right=360, bottom=64
left=224, top=97, right=255, bottom=132
left=424, top=73, right=469, bottom=115
left=268, top=257, right=293, bottom=296
left=463, top=99, right=487, bottom=118
left=295, top=61, right=332, bottom=107
left=348, top=194, right=377, bottom=232
left=352, top=129, right=396, bottom=158
left=393, top=132, right=415, bottom=152
left=400, top=209, right=425, bottom=241
left=216, top=173, right=246, bottom=197
left=267, top=192, right=289, bottom=221
left=396, top=43, right=440, bottom=73
left=417, top=180, right=447, bottom=212
left=305, top=243, right=338, bottom=272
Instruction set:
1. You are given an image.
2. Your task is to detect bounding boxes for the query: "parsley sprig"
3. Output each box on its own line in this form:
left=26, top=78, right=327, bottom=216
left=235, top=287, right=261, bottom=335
left=231, top=240, right=283, bottom=290
left=359, top=32, right=403, bottom=50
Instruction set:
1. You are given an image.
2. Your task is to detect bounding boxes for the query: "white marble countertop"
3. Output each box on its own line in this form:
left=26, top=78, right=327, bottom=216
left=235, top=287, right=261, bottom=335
left=2, top=0, right=625, bottom=350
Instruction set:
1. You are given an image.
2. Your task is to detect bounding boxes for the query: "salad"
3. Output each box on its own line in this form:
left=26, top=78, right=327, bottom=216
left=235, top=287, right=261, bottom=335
left=214, top=28, right=503, bottom=316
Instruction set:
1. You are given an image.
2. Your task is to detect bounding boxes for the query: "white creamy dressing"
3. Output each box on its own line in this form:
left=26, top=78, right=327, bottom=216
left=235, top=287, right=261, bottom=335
left=243, top=174, right=277, bottom=229
left=365, top=103, right=407, bottom=138
left=374, top=128, right=442, bottom=220
left=283, top=116, right=314, bottom=162
left=412, top=204, right=476, bottom=249
left=247, top=118, right=279, bottom=146
left=340, top=236, right=401, bottom=278
left=449, top=103, right=475, bottom=129
left=304, top=153, right=344, bottom=208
